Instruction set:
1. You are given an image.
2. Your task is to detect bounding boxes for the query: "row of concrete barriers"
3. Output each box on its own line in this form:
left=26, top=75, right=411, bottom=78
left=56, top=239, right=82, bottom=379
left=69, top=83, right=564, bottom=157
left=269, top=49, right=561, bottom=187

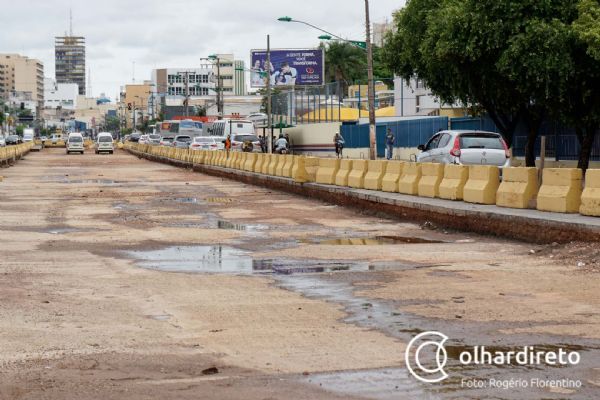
left=0, top=142, right=34, bottom=180
left=125, top=143, right=600, bottom=217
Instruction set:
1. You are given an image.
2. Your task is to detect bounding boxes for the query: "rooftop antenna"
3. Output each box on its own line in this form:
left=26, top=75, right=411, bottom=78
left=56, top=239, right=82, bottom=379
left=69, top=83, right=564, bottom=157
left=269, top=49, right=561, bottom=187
left=87, top=67, right=92, bottom=97
left=132, top=61, right=136, bottom=83
left=69, top=8, right=73, bottom=36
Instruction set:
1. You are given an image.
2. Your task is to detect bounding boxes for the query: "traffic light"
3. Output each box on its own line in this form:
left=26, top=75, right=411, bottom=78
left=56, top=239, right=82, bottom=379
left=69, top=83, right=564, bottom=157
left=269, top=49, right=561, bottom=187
left=127, top=103, right=132, bottom=111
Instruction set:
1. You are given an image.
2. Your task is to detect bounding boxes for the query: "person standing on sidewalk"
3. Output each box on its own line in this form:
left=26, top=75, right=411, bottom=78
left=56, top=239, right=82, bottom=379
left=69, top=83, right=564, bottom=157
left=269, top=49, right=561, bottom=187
left=385, top=129, right=395, bottom=160
left=224, top=134, right=232, bottom=157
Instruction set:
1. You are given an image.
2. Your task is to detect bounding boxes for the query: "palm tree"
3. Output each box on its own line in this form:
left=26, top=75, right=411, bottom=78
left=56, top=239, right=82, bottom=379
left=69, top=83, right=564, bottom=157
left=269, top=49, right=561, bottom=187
left=323, top=42, right=367, bottom=97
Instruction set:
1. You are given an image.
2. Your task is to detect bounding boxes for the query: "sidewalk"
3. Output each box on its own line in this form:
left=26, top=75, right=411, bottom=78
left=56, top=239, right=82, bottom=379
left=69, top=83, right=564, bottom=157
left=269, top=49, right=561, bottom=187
left=129, top=149, right=600, bottom=243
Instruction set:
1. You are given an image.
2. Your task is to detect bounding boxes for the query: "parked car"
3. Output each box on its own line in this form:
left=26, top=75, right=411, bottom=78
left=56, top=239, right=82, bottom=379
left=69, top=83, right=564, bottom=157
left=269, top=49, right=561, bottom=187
left=66, top=132, right=85, bottom=154
left=138, top=134, right=150, bottom=144
left=40, top=135, right=48, bottom=141
left=190, top=136, right=220, bottom=151
left=417, top=130, right=510, bottom=168
left=173, top=135, right=193, bottom=148
left=231, top=133, right=261, bottom=152
left=0, top=136, right=6, bottom=147
left=148, top=134, right=161, bottom=145
left=95, top=132, right=114, bottom=154
left=160, top=136, right=174, bottom=146
left=129, top=132, right=141, bottom=142
left=5, top=135, right=21, bottom=145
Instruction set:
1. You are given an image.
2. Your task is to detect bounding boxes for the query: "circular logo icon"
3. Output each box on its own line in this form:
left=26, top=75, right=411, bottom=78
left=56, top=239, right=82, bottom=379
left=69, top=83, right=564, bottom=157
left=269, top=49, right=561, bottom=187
left=405, top=331, right=449, bottom=383
left=306, top=67, right=315, bottom=74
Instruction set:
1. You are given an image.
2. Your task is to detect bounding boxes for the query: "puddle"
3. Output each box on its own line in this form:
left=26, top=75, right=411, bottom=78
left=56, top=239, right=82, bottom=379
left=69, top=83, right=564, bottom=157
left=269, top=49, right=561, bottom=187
left=65, top=179, right=117, bottom=184
left=302, top=235, right=443, bottom=245
left=146, top=314, right=171, bottom=321
left=304, top=368, right=428, bottom=400
left=174, top=197, right=198, bottom=204
left=46, top=227, right=81, bottom=235
left=217, top=220, right=269, bottom=232
left=125, top=245, right=398, bottom=275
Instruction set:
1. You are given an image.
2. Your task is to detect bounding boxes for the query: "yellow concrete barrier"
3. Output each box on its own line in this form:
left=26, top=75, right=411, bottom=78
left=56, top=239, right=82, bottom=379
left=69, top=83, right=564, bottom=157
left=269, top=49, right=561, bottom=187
left=224, top=152, right=235, bottom=168
left=315, top=158, right=341, bottom=185
left=347, top=159, right=368, bottom=189
left=254, top=153, right=266, bottom=172
left=292, top=156, right=309, bottom=183
left=268, top=154, right=280, bottom=175
left=580, top=169, right=600, bottom=216
left=398, top=163, right=422, bottom=195
left=364, top=160, right=388, bottom=191
left=238, top=152, right=248, bottom=169
left=463, top=165, right=500, bottom=205
left=381, top=161, right=405, bottom=193
left=276, top=155, right=290, bottom=176
left=418, top=163, right=444, bottom=198
left=537, top=168, right=582, bottom=213
left=335, top=159, right=353, bottom=186
left=261, top=154, right=272, bottom=174
left=439, top=164, right=469, bottom=200
left=496, top=167, right=538, bottom=209
left=281, top=155, right=296, bottom=178
left=244, top=153, right=258, bottom=171
left=304, top=157, right=320, bottom=182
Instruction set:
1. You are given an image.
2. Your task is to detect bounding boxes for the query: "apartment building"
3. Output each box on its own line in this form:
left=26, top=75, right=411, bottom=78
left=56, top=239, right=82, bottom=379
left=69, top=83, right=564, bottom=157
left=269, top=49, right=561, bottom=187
left=55, top=36, right=86, bottom=95
left=0, top=54, right=44, bottom=109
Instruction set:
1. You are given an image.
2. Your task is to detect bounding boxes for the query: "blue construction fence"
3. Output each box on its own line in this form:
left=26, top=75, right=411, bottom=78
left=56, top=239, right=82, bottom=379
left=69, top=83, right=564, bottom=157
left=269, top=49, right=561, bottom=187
left=341, top=117, right=449, bottom=158
left=341, top=116, right=600, bottom=161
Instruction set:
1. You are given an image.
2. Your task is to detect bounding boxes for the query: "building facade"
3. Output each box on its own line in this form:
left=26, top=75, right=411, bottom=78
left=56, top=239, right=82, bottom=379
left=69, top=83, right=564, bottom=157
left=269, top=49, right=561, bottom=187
left=44, top=78, right=79, bottom=110
left=55, top=36, right=86, bottom=95
left=152, top=68, right=215, bottom=97
left=0, top=54, right=44, bottom=110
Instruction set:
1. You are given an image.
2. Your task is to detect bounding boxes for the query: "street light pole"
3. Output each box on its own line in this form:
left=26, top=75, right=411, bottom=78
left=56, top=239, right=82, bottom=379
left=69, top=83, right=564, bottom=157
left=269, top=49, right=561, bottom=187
left=266, top=34, right=272, bottom=153
left=365, top=0, right=376, bottom=160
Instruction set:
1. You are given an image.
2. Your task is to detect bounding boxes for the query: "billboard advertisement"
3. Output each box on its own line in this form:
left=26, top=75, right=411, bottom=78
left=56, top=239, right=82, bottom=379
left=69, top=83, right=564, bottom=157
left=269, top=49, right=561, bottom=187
left=250, top=48, right=324, bottom=88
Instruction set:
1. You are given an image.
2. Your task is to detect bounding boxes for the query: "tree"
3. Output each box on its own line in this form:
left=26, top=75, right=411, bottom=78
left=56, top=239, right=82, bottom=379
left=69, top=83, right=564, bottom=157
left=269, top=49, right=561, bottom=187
left=383, top=0, right=582, bottom=167
left=323, top=41, right=367, bottom=95
left=104, top=116, right=120, bottom=132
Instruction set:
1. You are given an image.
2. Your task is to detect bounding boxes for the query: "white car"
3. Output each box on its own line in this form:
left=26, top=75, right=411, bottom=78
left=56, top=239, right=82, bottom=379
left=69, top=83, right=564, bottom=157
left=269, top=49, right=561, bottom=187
left=190, top=136, right=220, bottom=151
left=0, top=136, right=5, bottom=147
left=231, top=133, right=261, bottom=153
left=66, top=132, right=85, bottom=154
left=138, top=134, right=150, bottom=144
left=95, top=132, right=114, bottom=154
left=417, top=130, right=510, bottom=168
left=23, top=128, right=35, bottom=142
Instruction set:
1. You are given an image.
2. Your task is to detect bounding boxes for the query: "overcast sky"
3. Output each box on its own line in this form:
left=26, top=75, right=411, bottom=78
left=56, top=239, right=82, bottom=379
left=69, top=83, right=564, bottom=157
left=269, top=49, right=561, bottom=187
left=0, top=0, right=404, bottom=100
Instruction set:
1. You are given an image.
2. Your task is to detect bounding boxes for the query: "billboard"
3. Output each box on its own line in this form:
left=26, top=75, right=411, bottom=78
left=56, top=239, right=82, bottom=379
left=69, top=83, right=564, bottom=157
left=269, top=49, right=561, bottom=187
left=250, top=48, right=324, bottom=88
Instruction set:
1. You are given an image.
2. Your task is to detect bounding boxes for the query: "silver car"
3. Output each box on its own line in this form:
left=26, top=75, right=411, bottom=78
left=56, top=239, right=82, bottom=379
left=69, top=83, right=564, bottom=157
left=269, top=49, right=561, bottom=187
left=417, top=130, right=510, bottom=168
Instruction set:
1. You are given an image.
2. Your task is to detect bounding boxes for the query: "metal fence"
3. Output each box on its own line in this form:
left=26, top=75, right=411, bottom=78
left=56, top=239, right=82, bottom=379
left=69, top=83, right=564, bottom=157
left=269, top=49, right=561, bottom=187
left=341, top=117, right=448, bottom=158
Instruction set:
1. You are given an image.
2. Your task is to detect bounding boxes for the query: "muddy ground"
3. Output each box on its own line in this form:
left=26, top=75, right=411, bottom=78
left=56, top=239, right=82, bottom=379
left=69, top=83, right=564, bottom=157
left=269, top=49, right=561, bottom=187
left=0, top=148, right=598, bottom=399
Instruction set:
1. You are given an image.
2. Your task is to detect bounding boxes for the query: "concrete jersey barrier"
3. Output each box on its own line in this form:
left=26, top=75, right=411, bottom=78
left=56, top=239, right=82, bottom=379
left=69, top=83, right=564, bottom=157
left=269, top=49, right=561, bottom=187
left=537, top=168, right=583, bottom=213
left=463, top=165, right=500, bottom=205
left=381, top=161, right=405, bottom=193
left=580, top=169, right=600, bottom=217
left=363, top=160, right=388, bottom=191
left=417, top=162, right=444, bottom=198
left=398, top=163, right=422, bottom=195
left=347, top=159, right=368, bottom=189
left=496, top=167, right=538, bottom=209
left=438, top=164, right=469, bottom=201
left=315, top=158, right=341, bottom=185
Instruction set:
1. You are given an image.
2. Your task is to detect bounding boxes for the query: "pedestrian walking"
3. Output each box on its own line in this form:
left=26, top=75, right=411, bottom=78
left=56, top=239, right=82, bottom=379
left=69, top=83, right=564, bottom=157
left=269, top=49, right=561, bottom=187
left=224, top=134, right=232, bottom=157
left=385, top=128, right=395, bottom=160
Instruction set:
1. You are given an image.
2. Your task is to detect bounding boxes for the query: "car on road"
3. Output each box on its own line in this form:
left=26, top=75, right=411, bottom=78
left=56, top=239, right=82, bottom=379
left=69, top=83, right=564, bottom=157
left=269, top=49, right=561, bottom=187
left=138, top=134, right=150, bottom=144
left=40, top=135, right=48, bottom=141
left=173, top=135, right=192, bottom=148
left=148, top=134, right=161, bottom=145
left=417, top=130, right=510, bottom=168
left=5, top=135, right=22, bottom=145
left=160, top=136, right=174, bottom=146
left=95, top=132, right=114, bottom=154
left=66, top=132, right=85, bottom=154
left=129, top=132, right=141, bottom=142
left=0, top=136, right=5, bottom=147
left=190, top=136, right=220, bottom=151
left=23, top=128, right=35, bottom=142
left=231, top=133, right=261, bottom=152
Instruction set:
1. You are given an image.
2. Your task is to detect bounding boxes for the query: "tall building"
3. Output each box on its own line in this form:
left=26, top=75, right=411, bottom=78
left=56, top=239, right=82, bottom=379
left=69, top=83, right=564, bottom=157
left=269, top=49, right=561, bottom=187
left=372, top=21, right=393, bottom=47
left=55, top=36, right=86, bottom=95
left=234, top=60, right=247, bottom=96
left=152, top=68, right=215, bottom=97
left=0, top=54, right=44, bottom=109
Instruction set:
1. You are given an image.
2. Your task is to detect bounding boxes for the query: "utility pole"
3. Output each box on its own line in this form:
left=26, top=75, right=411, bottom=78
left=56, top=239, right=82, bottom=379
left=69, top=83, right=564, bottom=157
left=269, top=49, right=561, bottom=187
left=266, top=34, right=272, bottom=153
left=365, top=0, right=376, bottom=160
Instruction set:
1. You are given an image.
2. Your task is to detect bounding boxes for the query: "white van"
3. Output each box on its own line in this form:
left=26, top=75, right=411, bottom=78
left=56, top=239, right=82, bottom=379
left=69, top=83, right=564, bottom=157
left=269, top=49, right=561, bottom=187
left=204, top=119, right=255, bottom=143
left=66, top=132, right=85, bottom=154
left=95, top=132, right=114, bottom=154
left=23, top=128, right=35, bottom=142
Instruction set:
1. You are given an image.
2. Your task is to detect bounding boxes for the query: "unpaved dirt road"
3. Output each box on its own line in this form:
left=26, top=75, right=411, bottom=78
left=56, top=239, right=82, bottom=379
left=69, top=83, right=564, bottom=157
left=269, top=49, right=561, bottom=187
left=0, top=148, right=598, bottom=399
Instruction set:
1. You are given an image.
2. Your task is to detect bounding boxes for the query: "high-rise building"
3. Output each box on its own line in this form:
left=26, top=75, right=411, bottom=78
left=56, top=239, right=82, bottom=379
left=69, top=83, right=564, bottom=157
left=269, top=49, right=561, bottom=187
left=0, top=54, right=44, bottom=109
left=234, top=60, right=247, bottom=96
left=55, top=36, right=86, bottom=95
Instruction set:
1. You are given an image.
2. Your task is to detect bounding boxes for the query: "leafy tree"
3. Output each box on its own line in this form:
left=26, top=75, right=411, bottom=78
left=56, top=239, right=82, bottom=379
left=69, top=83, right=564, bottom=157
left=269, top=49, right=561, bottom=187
left=323, top=41, right=367, bottom=92
left=383, top=0, right=584, bottom=167
left=104, top=116, right=120, bottom=132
